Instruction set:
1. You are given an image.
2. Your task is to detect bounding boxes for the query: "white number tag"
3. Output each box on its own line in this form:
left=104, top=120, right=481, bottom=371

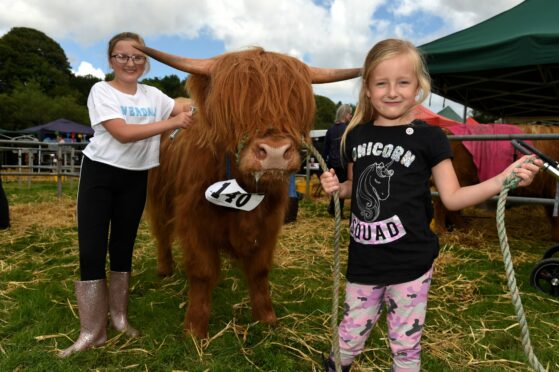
left=205, top=179, right=264, bottom=211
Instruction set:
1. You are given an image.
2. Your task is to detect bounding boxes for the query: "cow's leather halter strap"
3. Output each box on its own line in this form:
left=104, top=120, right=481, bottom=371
left=225, top=155, right=232, bottom=179
left=224, top=135, right=249, bottom=180
left=235, top=135, right=249, bottom=166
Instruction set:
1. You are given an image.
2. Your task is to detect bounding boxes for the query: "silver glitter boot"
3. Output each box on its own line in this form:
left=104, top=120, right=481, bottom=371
left=109, top=271, right=140, bottom=337
left=58, top=279, right=108, bottom=357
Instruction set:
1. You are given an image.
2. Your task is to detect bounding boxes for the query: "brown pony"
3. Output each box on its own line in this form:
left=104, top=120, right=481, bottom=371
left=138, top=45, right=361, bottom=338
left=432, top=124, right=559, bottom=241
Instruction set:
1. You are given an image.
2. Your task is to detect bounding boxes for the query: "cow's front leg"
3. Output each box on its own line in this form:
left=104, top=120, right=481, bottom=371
left=183, top=246, right=221, bottom=338
left=148, top=213, right=175, bottom=276
left=241, top=243, right=277, bottom=326
left=156, top=236, right=174, bottom=277
left=431, top=197, right=448, bottom=234
left=432, top=197, right=466, bottom=232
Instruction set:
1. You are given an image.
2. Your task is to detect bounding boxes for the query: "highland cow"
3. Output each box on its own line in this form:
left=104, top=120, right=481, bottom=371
left=136, top=44, right=360, bottom=338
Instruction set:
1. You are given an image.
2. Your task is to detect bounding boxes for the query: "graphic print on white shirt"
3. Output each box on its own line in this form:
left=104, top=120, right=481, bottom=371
left=85, top=82, right=174, bottom=170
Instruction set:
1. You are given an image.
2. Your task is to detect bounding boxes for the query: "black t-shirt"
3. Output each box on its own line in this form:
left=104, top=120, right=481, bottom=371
left=343, top=120, right=452, bottom=285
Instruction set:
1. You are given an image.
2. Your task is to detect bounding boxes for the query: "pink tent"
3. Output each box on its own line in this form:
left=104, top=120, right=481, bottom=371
left=466, top=117, right=480, bottom=125
left=413, top=105, right=462, bottom=128
left=414, top=105, right=524, bottom=181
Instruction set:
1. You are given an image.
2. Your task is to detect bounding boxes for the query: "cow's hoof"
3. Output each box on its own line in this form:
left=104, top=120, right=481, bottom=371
left=156, top=265, right=173, bottom=277
left=185, top=324, right=208, bottom=339
left=254, top=311, right=277, bottom=326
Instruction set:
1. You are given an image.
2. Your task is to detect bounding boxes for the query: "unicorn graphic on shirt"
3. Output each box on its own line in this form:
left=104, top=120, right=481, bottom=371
left=355, top=160, right=394, bottom=222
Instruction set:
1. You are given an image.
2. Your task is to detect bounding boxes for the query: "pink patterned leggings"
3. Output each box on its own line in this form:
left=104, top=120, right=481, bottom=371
left=335, top=267, right=433, bottom=371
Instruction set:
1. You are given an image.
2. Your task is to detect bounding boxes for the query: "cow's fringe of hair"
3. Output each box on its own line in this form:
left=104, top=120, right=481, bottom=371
left=186, top=48, right=315, bottom=153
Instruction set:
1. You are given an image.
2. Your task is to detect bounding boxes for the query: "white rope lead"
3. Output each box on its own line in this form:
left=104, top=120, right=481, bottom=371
left=496, top=164, right=547, bottom=372
left=304, top=142, right=343, bottom=372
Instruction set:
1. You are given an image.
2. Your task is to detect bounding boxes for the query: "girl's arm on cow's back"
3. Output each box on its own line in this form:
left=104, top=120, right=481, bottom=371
left=172, top=97, right=194, bottom=117
left=102, top=113, right=192, bottom=144
left=432, top=155, right=542, bottom=211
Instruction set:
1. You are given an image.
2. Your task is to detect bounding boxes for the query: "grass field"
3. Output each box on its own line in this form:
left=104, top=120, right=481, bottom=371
left=0, top=180, right=557, bottom=371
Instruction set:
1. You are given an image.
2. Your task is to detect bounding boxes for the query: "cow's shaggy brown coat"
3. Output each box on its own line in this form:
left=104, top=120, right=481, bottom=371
left=146, top=48, right=317, bottom=338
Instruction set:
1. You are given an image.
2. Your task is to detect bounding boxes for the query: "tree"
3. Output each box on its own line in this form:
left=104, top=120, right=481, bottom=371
left=0, top=27, right=94, bottom=130
left=141, top=74, right=188, bottom=98
left=0, top=80, right=88, bottom=130
left=70, top=74, right=101, bottom=106
left=0, top=27, right=73, bottom=96
left=313, top=95, right=337, bottom=130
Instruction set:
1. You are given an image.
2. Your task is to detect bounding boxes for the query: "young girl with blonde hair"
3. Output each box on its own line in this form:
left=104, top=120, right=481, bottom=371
left=320, top=38, right=541, bottom=371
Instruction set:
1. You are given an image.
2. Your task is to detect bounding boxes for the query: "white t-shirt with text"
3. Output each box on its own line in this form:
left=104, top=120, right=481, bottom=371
left=84, top=81, right=174, bottom=170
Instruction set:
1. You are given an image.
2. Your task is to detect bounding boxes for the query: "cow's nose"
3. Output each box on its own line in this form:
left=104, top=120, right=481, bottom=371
left=257, top=143, right=293, bottom=169
left=256, top=143, right=292, bottom=159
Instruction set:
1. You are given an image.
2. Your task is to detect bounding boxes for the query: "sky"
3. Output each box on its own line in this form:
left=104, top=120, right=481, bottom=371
left=0, top=0, right=523, bottom=117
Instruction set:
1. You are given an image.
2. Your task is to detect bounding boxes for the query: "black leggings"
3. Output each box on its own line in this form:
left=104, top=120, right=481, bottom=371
left=77, top=156, right=148, bottom=280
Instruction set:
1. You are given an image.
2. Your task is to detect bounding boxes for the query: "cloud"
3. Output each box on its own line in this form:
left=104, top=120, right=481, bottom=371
left=0, top=0, right=524, bottom=105
left=72, top=61, right=105, bottom=79
left=2, top=0, right=520, bottom=60
left=390, top=0, right=523, bottom=43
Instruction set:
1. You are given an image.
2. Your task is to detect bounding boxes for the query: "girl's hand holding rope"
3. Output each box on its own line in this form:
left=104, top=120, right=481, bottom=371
left=500, top=154, right=543, bottom=188
left=320, top=168, right=353, bottom=199
left=320, top=168, right=340, bottom=195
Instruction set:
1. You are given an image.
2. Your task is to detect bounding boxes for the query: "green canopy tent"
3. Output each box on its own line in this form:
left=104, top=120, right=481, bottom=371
left=437, top=106, right=462, bottom=122
left=419, top=0, right=559, bottom=120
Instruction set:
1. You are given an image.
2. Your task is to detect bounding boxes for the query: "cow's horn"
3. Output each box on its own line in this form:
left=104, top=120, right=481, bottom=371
left=133, top=44, right=214, bottom=76
left=309, top=67, right=362, bottom=84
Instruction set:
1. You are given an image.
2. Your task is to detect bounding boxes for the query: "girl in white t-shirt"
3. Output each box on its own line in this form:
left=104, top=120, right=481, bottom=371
left=59, top=32, right=194, bottom=357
